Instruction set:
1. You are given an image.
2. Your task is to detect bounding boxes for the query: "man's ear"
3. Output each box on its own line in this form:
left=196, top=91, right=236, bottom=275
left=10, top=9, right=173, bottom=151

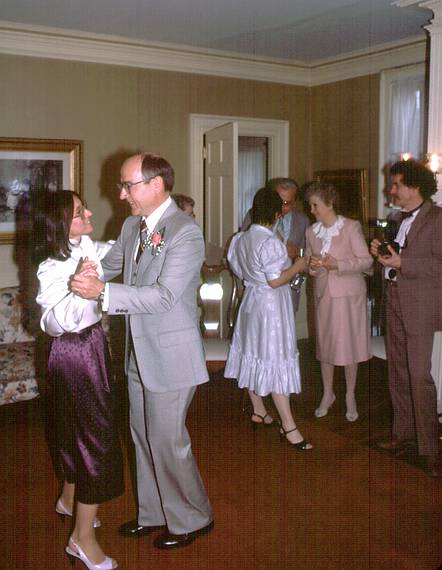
left=150, top=176, right=164, bottom=193
left=410, top=186, right=422, bottom=199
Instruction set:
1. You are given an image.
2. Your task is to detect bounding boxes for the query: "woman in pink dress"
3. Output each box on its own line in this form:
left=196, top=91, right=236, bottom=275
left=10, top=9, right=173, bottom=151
left=305, top=182, right=373, bottom=422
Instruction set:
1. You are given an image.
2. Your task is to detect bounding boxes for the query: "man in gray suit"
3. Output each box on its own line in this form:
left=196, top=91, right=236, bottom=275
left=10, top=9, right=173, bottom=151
left=241, top=178, right=310, bottom=312
left=71, top=153, right=213, bottom=548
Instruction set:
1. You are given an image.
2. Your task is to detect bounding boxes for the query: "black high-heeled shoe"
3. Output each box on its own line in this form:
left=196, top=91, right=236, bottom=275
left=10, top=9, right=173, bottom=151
left=279, top=425, right=313, bottom=450
left=250, top=412, right=274, bottom=430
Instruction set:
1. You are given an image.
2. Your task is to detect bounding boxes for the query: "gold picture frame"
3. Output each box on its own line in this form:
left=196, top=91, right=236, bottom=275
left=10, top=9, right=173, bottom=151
left=0, top=137, right=83, bottom=244
left=313, top=168, right=369, bottom=226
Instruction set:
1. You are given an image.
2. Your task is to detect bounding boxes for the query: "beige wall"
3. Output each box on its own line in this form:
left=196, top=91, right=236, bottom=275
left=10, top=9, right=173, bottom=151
left=0, top=54, right=379, bottom=288
left=0, top=54, right=311, bottom=287
left=310, top=74, right=380, bottom=217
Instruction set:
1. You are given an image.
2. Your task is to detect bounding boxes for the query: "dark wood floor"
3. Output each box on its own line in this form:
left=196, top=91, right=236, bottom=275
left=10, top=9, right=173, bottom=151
left=1, top=340, right=441, bottom=570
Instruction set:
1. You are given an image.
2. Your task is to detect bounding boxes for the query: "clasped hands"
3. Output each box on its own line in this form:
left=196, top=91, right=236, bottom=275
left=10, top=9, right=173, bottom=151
left=370, top=239, right=402, bottom=269
left=309, top=254, right=338, bottom=272
left=69, top=257, right=105, bottom=300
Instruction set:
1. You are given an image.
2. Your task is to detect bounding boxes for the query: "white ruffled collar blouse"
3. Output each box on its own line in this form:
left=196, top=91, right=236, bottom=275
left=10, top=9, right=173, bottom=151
left=312, top=215, right=345, bottom=256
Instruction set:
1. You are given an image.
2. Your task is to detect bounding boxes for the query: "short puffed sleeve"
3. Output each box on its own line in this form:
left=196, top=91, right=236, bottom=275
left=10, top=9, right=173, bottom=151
left=259, top=237, right=289, bottom=281
left=227, top=233, right=244, bottom=279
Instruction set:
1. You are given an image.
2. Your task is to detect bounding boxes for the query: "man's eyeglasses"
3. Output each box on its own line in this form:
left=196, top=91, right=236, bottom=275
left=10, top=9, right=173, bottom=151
left=73, top=204, right=88, bottom=218
left=117, top=176, right=154, bottom=193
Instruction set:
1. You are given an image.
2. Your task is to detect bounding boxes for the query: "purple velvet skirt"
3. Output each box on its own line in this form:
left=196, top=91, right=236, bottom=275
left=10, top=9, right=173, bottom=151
left=48, top=322, right=124, bottom=504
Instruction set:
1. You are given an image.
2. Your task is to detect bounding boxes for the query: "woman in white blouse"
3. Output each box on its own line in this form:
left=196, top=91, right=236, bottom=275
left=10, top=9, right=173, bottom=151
left=34, top=190, right=122, bottom=570
left=305, top=183, right=373, bottom=422
left=225, top=187, right=312, bottom=450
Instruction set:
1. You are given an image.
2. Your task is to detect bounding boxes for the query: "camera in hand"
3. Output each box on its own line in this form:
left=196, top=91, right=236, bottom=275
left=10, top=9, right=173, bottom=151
left=378, top=240, right=400, bottom=256
left=375, top=218, right=400, bottom=257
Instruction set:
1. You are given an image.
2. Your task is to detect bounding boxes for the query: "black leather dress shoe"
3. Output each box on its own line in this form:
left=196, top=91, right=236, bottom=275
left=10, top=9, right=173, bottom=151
left=118, top=519, right=165, bottom=537
left=153, top=521, right=214, bottom=550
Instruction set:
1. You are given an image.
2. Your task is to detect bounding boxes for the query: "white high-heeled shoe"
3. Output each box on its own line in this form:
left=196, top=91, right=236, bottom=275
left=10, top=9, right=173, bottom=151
left=345, top=411, right=359, bottom=422
left=345, top=394, right=359, bottom=422
left=56, top=498, right=101, bottom=528
left=314, top=394, right=336, bottom=418
left=65, top=537, right=118, bottom=570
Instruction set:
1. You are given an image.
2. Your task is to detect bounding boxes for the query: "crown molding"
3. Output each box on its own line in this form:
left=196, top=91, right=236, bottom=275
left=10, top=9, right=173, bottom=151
left=394, top=0, right=441, bottom=7
left=0, top=21, right=427, bottom=87
left=393, top=0, right=421, bottom=6
left=0, top=21, right=311, bottom=86
left=310, top=37, right=427, bottom=85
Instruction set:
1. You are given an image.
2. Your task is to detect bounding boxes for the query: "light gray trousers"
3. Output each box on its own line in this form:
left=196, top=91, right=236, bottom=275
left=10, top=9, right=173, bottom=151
left=127, top=352, right=212, bottom=534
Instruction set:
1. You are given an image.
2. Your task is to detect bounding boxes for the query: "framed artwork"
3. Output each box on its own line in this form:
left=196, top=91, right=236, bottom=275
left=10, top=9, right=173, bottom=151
left=313, top=168, right=369, bottom=226
left=0, top=138, right=83, bottom=244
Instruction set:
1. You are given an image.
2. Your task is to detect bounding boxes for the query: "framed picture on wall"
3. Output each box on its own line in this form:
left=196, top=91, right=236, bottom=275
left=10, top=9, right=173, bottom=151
left=313, top=168, right=369, bottom=227
left=0, top=138, right=83, bottom=244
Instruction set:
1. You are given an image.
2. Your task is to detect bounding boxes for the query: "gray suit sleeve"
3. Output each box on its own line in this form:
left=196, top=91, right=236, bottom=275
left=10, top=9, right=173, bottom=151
left=101, top=221, right=128, bottom=281
left=107, top=223, right=204, bottom=315
left=289, top=211, right=310, bottom=250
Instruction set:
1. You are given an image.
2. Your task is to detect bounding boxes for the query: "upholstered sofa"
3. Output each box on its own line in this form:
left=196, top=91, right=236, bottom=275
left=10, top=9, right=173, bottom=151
left=0, top=286, right=40, bottom=405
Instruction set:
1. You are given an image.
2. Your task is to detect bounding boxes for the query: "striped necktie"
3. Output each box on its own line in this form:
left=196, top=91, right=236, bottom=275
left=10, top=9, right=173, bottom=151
left=136, top=218, right=148, bottom=263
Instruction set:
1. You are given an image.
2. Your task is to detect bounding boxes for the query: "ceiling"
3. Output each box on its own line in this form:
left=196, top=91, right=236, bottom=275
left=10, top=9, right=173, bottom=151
left=0, top=0, right=432, bottom=63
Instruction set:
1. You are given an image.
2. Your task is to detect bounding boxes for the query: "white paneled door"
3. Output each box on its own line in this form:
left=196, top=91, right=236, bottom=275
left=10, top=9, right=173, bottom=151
left=204, top=122, right=238, bottom=265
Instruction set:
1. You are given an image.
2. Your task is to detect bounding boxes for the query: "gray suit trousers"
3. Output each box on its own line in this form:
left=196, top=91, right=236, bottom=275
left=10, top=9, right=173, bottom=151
left=127, top=353, right=213, bottom=534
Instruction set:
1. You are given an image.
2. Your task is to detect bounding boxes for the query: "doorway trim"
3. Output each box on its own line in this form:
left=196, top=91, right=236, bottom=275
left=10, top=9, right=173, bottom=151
left=189, top=114, right=289, bottom=224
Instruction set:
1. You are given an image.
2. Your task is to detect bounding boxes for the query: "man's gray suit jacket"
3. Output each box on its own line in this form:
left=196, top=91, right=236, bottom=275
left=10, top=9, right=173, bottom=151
left=101, top=201, right=209, bottom=392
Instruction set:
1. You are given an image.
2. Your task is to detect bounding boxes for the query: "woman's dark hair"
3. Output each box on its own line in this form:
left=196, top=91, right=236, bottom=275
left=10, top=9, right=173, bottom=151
left=304, top=182, right=338, bottom=207
left=32, top=190, right=78, bottom=264
left=390, top=159, right=437, bottom=199
left=251, top=187, right=283, bottom=226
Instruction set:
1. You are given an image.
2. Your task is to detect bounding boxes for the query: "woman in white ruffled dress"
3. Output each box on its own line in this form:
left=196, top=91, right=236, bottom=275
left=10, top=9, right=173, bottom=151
left=225, top=188, right=312, bottom=450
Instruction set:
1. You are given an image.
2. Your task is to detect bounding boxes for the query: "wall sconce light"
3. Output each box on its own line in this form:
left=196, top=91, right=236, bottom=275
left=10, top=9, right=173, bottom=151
left=400, top=152, right=412, bottom=161
left=426, top=152, right=442, bottom=174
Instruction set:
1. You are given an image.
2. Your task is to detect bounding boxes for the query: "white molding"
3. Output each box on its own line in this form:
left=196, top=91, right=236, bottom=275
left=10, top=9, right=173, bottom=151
left=0, top=21, right=311, bottom=86
left=189, top=114, right=289, bottom=225
left=0, top=21, right=427, bottom=87
left=393, top=0, right=422, bottom=6
left=378, top=71, right=389, bottom=219
left=310, top=39, right=426, bottom=86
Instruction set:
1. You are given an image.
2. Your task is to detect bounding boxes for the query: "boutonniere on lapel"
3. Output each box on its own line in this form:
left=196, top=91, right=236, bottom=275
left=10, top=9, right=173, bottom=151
left=144, top=227, right=166, bottom=256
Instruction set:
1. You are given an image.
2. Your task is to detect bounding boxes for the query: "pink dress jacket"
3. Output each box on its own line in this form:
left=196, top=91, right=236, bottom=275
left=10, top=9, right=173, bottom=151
left=305, top=217, right=373, bottom=300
